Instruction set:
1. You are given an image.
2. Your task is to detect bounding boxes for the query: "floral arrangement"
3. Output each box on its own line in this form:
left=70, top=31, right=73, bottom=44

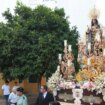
left=58, top=77, right=75, bottom=89
left=77, top=72, right=105, bottom=92
left=47, top=67, right=61, bottom=91
left=93, top=72, right=105, bottom=91
left=47, top=65, right=76, bottom=91
left=76, top=69, right=98, bottom=82
left=81, top=81, right=96, bottom=91
left=47, top=69, right=105, bottom=92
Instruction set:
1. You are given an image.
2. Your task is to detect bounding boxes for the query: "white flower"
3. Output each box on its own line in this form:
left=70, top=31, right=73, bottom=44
left=47, top=68, right=61, bottom=91
left=93, top=72, right=105, bottom=92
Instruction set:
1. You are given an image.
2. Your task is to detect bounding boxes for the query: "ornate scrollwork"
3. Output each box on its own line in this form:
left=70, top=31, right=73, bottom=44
left=82, top=95, right=102, bottom=104
left=58, top=92, right=73, bottom=102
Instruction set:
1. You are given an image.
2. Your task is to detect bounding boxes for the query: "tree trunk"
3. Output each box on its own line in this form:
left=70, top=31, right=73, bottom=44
left=37, top=74, right=43, bottom=93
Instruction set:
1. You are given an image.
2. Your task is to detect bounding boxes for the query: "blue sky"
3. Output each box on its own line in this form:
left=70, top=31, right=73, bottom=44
left=0, top=0, right=105, bottom=38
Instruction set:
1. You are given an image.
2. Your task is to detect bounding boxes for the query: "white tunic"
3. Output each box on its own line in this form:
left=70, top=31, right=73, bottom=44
left=9, top=92, right=19, bottom=105
left=2, top=84, right=10, bottom=95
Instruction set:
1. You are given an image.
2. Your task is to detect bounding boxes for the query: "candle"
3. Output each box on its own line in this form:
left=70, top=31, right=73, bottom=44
left=68, top=45, right=72, bottom=52
left=87, top=58, right=91, bottom=66
left=67, top=60, right=71, bottom=66
left=58, top=54, right=62, bottom=60
left=57, top=65, right=60, bottom=71
left=103, top=49, right=105, bottom=56
left=64, top=40, right=67, bottom=47
left=88, top=43, right=91, bottom=50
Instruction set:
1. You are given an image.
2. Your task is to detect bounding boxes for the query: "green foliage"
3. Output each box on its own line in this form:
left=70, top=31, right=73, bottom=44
left=0, top=2, right=79, bottom=81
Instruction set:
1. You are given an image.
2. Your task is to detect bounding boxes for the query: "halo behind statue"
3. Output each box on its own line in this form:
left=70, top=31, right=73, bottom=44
left=89, top=6, right=100, bottom=19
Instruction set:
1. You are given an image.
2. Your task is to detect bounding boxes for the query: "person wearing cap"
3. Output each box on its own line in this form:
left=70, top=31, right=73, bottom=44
left=17, top=87, right=28, bottom=105
left=8, top=87, right=19, bottom=105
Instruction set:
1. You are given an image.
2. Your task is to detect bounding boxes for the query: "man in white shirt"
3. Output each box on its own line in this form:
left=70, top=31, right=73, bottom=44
left=2, top=81, right=10, bottom=105
left=8, top=87, right=19, bottom=105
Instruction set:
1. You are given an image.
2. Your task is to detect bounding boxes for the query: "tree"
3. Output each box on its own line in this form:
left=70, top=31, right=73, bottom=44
left=0, top=2, right=79, bottom=83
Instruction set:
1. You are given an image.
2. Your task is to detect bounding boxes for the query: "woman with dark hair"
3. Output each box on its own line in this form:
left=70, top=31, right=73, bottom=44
left=49, top=101, right=61, bottom=105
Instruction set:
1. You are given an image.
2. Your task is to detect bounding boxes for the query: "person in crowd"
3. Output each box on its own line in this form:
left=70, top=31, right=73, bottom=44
left=2, top=80, right=10, bottom=105
left=13, top=82, right=20, bottom=91
left=49, top=101, right=61, bottom=105
left=8, top=87, right=19, bottom=105
left=35, top=85, right=54, bottom=105
left=17, top=87, right=28, bottom=105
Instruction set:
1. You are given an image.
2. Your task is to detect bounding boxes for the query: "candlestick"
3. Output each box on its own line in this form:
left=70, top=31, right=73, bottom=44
left=64, top=40, right=67, bottom=47
left=68, top=45, right=72, bottom=52
left=87, top=58, right=91, bottom=66
left=58, top=54, right=62, bottom=61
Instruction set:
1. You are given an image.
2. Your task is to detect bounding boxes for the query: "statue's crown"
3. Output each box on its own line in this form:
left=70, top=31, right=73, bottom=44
left=89, top=6, right=100, bottom=19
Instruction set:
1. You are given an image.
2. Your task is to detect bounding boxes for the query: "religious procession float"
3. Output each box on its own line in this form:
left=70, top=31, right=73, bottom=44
left=47, top=7, right=105, bottom=105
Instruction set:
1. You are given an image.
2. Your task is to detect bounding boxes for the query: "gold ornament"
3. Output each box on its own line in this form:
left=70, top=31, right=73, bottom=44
left=89, top=6, right=100, bottom=19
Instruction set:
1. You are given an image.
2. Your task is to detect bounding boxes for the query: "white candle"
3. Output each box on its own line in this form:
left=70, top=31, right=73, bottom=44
left=103, top=49, right=105, bottom=56
left=87, top=58, right=91, bottom=66
left=67, top=60, right=71, bottom=66
left=68, top=45, right=72, bottom=52
left=64, top=40, right=67, bottom=47
left=58, top=54, right=62, bottom=60
left=88, top=43, right=91, bottom=50
left=57, top=65, right=60, bottom=71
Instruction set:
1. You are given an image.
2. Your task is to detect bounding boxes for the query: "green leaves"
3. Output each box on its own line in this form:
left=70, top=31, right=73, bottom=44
left=0, top=2, right=79, bottom=81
